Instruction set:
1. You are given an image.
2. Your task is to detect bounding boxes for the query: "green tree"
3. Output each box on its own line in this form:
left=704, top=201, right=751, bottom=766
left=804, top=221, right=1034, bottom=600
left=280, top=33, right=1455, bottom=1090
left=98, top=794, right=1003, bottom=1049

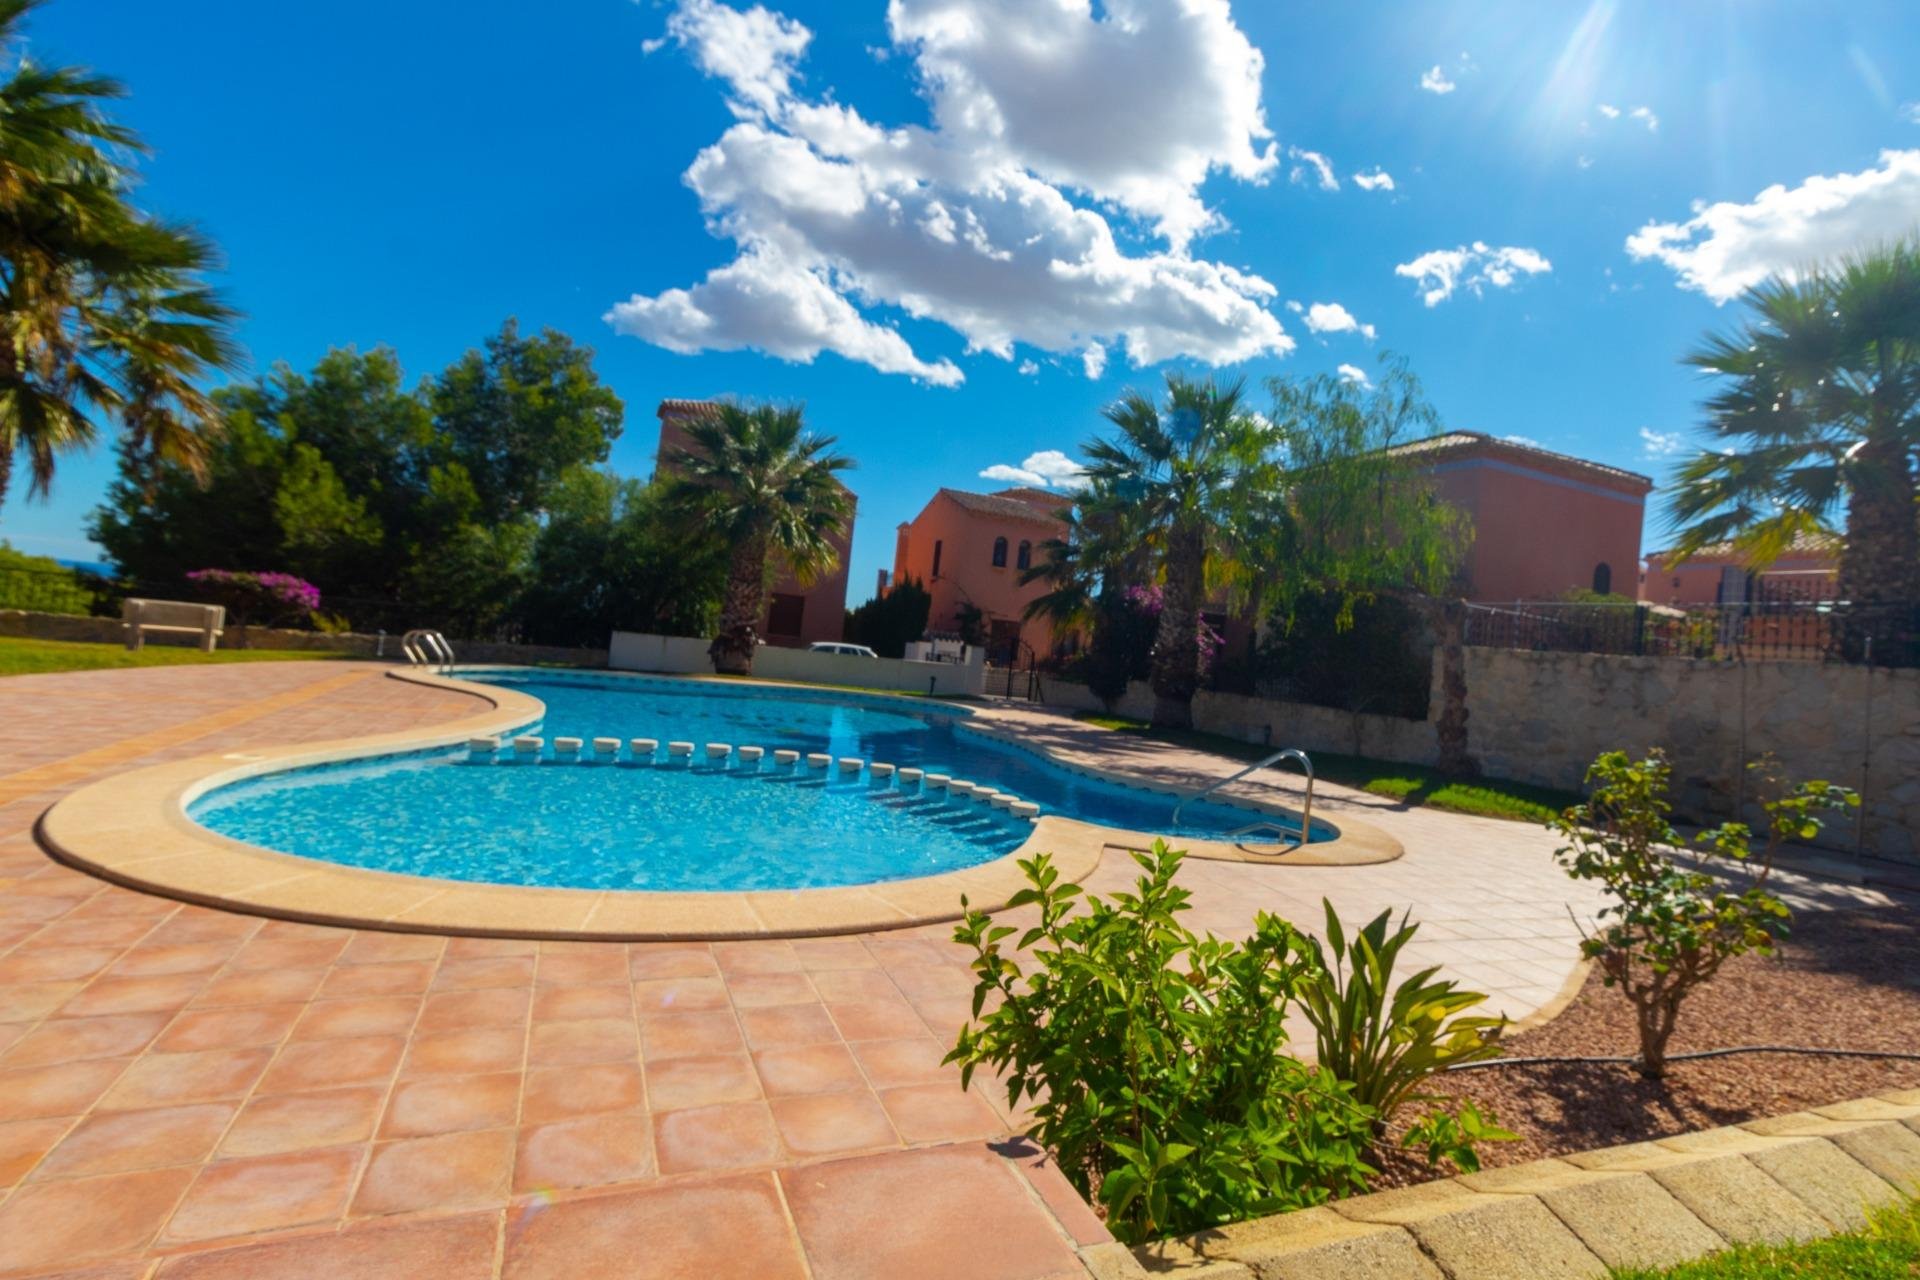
left=1077, top=373, right=1275, bottom=728
left=845, top=576, right=932, bottom=657
left=1665, top=240, right=1920, bottom=658
left=0, top=0, right=240, bottom=511
left=661, top=403, right=854, bottom=675
left=428, top=319, right=624, bottom=522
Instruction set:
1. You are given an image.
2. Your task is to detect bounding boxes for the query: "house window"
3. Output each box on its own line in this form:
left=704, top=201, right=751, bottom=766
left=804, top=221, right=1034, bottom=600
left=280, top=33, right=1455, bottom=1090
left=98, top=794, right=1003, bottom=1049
left=931, top=540, right=943, bottom=579
left=1592, top=563, right=1612, bottom=596
left=766, top=592, right=805, bottom=637
left=1016, top=540, right=1032, bottom=571
left=992, top=536, right=1008, bottom=568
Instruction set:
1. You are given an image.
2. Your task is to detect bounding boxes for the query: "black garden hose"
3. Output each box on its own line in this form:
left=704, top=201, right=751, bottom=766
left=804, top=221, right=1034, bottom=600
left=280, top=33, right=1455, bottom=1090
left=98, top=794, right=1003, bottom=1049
left=1448, top=1044, right=1920, bottom=1072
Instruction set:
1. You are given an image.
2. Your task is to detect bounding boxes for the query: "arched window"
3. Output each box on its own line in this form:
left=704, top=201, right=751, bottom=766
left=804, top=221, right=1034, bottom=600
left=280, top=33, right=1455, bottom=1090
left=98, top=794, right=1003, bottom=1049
left=992, top=536, right=1008, bottom=568
left=1592, top=562, right=1612, bottom=596
left=1016, top=540, right=1032, bottom=571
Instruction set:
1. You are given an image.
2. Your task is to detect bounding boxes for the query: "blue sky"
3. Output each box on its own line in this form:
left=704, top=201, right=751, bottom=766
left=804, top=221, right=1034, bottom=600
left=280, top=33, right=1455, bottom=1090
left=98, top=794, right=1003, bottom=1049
left=9, top=0, right=1920, bottom=600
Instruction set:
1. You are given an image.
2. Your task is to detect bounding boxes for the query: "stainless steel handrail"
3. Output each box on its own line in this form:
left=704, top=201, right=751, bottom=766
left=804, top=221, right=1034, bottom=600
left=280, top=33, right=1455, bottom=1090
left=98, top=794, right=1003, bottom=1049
left=1171, top=747, right=1313, bottom=845
left=400, top=629, right=455, bottom=670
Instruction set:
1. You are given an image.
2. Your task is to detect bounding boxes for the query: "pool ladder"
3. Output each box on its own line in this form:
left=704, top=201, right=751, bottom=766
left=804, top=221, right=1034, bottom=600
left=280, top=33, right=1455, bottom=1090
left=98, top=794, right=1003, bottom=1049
left=401, top=629, right=455, bottom=670
left=1171, top=747, right=1313, bottom=849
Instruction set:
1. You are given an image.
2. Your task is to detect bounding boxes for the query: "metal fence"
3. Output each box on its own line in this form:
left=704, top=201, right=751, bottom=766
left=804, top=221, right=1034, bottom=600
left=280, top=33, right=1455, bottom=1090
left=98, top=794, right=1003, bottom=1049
left=1462, top=599, right=1919, bottom=666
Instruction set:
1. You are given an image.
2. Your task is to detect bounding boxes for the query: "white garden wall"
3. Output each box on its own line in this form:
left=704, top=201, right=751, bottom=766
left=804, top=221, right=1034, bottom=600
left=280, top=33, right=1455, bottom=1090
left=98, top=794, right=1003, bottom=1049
left=607, top=631, right=987, bottom=696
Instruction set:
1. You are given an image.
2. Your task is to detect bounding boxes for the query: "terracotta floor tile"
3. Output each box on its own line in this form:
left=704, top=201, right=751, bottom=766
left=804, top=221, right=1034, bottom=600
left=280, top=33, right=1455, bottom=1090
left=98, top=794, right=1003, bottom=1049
left=500, top=1172, right=805, bottom=1279
left=769, top=1092, right=899, bottom=1157
left=521, top=1063, right=646, bottom=1125
left=161, top=1146, right=362, bottom=1245
left=58, top=973, right=207, bottom=1018
left=713, top=941, right=801, bottom=975
left=739, top=1003, right=840, bottom=1050
left=999, top=1139, right=1110, bottom=1248
left=527, top=1016, right=635, bottom=1067
left=315, top=961, right=435, bottom=1001
left=0, top=1166, right=194, bottom=1273
left=0, top=1058, right=127, bottom=1121
left=398, top=1026, right=525, bottom=1078
left=789, top=939, right=882, bottom=972
left=431, top=956, right=533, bottom=991
left=877, top=1084, right=1008, bottom=1144
left=418, top=986, right=531, bottom=1032
left=192, top=967, right=328, bottom=1008
left=1, top=1011, right=169, bottom=1067
left=229, top=935, right=349, bottom=971
left=530, top=984, right=629, bottom=1023
left=153, top=1209, right=497, bottom=1279
left=107, top=942, right=236, bottom=979
left=0, top=945, right=122, bottom=983
left=753, top=1043, right=867, bottom=1098
left=31, top=917, right=161, bottom=949
left=289, top=996, right=421, bottom=1042
left=652, top=1102, right=781, bottom=1176
left=445, top=937, right=536, bottom=960
left=32, top=1103, right=234, bottom=1180
left=827, top=999, right=931, bottom=1042
left=630, top=976, right=729, bottom=1014
left=644, top=1054, right=761, bottom=1111
left=513, top=1109, right=655, bottom=1193
left=626, top=946, right=718, bottom=981
left=725, top=972, right=818, bottom=1009
left=848, top=1036, right=951, bottom=1089
left=154, top=1003, right=302, bottom=1053
left=533, top=950, right=628, bottom=987
left=781, top=1145, right=1084, bottom=1280
left=99, top=1048, right=271, bottom=1111
left=809, top=969, right=902, bottom=1004
left=380, top=1072, right=520, bottom=1139
left=638, top=1009, right=746, bottom=1060
left=0, top=1115, right=72, bottom=1186
left=221, top=1087, right=385, bottom=1158
left=0, top=978, right=85, bottom=1023
left=258, top=1036, right=404, bottom=1094
left=139, top=911, right=259, bottom=947
left=336, top=932, right=446, bottom=967
left=351, top=1128, right=515, bottom=1217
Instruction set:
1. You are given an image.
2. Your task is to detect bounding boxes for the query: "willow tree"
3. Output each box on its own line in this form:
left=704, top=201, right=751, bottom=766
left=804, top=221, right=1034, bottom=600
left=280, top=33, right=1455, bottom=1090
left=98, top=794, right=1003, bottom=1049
left=661, top=402, right=853, bottom=676
left=1267, top=356, right=1474, bottom=772
left=1665, top=239, right=1919, bottom=660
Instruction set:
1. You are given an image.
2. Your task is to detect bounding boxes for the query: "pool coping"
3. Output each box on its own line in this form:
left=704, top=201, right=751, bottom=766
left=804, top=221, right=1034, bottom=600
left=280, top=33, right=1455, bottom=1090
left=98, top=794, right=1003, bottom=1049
left=36, top=665, right=1400, bottom=940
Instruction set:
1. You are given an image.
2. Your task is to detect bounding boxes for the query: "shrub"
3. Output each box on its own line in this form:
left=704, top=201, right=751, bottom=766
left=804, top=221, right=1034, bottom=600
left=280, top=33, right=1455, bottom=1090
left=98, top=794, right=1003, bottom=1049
left=1552, top=750, right=1857, bottom=1077
left=1298, top=900, right=1513, bottom=1170
left=946, top=842, right=1503, bottom=1243
left=0, top=543, right=94, bottom=616
left=185, top=569, right=322, bottom=627
left=845, top=576, right=932, bottom=657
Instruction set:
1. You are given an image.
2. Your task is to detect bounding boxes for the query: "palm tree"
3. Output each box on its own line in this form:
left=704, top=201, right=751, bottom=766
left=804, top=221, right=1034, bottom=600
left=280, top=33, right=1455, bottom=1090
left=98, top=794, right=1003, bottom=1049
left=1078, top=373, right=1274, bottom=728
left=662, top=402, right=853, bottom=675
left=0, top=0, right=239, bottom=510
left=1665, top=239, right=1920, bottom=658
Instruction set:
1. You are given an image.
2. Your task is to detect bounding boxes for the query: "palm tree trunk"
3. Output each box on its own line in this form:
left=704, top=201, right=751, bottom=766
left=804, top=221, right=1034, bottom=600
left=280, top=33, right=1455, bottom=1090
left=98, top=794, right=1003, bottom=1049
left=711, top=535, right=769, bottom=676
left=1149, top=525, right=1206, bottom=729
left=1430, top=597, right=1476, bottom=777
left=0, top=446, right=11, bottom=515
left=1838, top=431, right=1920, bottom=663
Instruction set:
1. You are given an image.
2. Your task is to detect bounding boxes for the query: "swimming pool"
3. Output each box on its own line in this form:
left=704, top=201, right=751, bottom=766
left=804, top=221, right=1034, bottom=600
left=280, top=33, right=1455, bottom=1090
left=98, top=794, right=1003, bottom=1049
left=187, top=669, right=1330, bottom=892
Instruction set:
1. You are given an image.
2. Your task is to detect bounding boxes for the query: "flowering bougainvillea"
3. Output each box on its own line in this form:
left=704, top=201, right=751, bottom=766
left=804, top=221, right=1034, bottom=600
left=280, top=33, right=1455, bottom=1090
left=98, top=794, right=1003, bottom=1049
left=185, top=570, right=322, bottom=626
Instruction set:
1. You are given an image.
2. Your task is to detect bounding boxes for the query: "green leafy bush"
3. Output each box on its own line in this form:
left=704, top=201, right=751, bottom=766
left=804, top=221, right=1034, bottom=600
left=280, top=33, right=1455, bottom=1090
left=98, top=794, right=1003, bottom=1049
left=1298, top=900, right=1513, bottom=1170
left=946, top=842, right=1508, bottom=1243
left=1552, top=750, right=1857, bottom=1077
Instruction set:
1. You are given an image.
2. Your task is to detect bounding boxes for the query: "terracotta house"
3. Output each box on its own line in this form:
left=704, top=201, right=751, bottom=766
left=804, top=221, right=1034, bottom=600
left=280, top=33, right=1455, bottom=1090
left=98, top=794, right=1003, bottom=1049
left=654, top=400, right=856, bottom=649
left=1639, top=532, right=1840, bottom=605
left=889, top=487, right=1072, bottom=659
left=1386, top=432, right=1653, bottom=602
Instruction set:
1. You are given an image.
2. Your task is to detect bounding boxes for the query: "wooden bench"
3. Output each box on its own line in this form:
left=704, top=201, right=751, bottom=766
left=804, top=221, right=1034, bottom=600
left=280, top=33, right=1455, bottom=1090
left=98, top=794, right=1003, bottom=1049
left=122, top=599, right=225, bottom=653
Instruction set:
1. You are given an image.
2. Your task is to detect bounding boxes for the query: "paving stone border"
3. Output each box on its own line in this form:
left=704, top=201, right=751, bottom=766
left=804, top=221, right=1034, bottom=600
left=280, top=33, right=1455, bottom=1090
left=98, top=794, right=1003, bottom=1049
left=1080, top=1088, right=1920, bottom=1279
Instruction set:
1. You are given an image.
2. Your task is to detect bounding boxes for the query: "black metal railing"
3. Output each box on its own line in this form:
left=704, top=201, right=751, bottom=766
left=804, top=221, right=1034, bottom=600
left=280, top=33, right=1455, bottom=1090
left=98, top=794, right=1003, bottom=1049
left=1462, top=599, right=1919, bottom=666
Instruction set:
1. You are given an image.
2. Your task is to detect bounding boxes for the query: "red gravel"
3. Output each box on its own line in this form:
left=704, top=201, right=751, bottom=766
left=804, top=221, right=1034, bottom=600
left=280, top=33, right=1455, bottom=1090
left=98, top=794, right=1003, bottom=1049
left=1382, top=904, right=1920, bottom=1184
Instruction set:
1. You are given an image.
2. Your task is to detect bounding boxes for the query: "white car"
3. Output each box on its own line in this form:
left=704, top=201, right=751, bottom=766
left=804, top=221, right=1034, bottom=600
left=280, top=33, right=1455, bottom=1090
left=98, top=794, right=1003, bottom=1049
left=808, top=641, right=879, bottom=658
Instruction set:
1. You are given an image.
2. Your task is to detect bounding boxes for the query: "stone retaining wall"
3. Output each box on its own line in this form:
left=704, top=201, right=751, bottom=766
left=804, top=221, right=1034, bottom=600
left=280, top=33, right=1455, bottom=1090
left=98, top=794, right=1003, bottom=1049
left=0, top=608, right=606, bottom=668
left=1083, top=1090, right=1920, bottom=1280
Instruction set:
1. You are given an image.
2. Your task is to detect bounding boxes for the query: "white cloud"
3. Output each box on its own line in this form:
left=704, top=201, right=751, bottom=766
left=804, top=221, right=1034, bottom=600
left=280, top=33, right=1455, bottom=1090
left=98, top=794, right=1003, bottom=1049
left=610, top=0, right=1296, bottom=386
left=1284, top=299, right=1304, bottom=314
left=1502, top=433, right=1541, bottom=447
left=1016, top=359, right=1039, bottom=376
left=1304, top=302, right=1376, bottom=340
left=1639, top=427, right=1685, bottom=456
left=1626, top=149, right=1920, bottom=303
left=1597, top=103, right=1620, bottom=119
left=979, top=449, right=1088, bottom=491
left=1419, top=64, right=1456, bottom=95
left=1287, top=147, right=1338, bottom=192
left=1394, top=242, right=1552, bottom=306
left=1629, top=105, right=1659, bottom=132
left=1336, top=362, right=1370, bottom=386
left=1577, top=154, right=1595, bottom=170
left=1905, top=102, right=1920, bottom=124
left=1352, top=168, right=1395, bottom=192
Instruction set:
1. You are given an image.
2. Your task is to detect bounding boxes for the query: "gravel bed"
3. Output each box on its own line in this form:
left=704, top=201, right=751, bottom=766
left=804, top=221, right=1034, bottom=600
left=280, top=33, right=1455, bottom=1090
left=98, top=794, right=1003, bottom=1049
left=1380, top=904, right=1920, bottom=1185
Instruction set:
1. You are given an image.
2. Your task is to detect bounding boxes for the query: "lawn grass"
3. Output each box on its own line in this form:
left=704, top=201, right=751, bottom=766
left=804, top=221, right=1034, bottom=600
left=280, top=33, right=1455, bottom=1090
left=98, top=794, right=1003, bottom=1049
left=1075, top=713, right=1579, bottom=824
left=0, top=634, right=356, bottom=676
left=1612, top=1197, right=1920, bottom=1278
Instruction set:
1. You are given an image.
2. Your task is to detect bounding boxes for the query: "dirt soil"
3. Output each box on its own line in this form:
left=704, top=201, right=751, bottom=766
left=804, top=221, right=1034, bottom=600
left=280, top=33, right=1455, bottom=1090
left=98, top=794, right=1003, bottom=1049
left=1383, top=904, right=1920, bottom=1184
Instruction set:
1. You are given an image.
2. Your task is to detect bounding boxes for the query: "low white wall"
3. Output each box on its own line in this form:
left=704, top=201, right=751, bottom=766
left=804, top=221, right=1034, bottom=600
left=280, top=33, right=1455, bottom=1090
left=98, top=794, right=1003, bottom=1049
left=1038, top=678, right=1435, bottom=763
left=608, top=631, right=987, bottom=696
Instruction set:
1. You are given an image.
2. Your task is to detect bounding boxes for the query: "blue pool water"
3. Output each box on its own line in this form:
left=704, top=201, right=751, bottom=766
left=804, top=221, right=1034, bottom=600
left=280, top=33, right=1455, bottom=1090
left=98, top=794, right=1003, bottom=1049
left=188, top=670, right=1329, bottom=891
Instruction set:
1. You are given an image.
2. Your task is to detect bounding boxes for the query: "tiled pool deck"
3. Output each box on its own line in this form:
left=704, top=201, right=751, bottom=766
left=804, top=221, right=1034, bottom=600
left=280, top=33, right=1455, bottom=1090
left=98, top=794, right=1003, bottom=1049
left=0, top=662, right=1893, bottom=1278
